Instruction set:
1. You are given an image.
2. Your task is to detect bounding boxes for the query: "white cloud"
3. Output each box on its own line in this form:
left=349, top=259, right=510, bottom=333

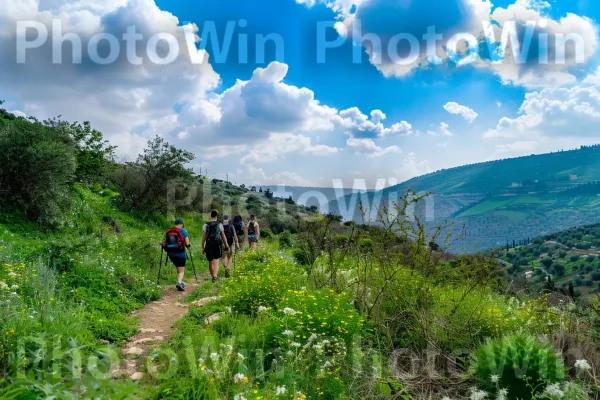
left=334, top=108, right=413, bottom=138
left=485, top=76, right=600, bottom=139
left=493, top=140, right=539, bottom=156
left=427, top=122, right=453, bottom=137
left=346, top=137, right=401, bottom=157
left=242, top=164, right=323, bottom=187
left=300, top=0, right=598, bottom=88
left=0, top=0, right=220, bottom=156
left=393, top=152, right=432, bottom=182
left=443, top=102, right=478, bottom=123
left=240, top=133, right=339, bottom=165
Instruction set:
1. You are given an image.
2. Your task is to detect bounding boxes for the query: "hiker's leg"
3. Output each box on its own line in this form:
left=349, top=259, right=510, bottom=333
left=212, top=259, right=220, bottom=277
left=177, top=267, right=185, bottom=283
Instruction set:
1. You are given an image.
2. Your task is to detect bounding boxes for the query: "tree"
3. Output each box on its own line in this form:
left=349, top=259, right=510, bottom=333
left=0, top=116, right=77, bottom=226
left=264, top=188, right=274, bottom=199
left=111, top=136, right=194, bottom=213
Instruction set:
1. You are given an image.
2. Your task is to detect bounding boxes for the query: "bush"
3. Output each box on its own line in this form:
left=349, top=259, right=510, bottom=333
left=472, top=333, right=566, bottom=400
left=278, top=230, right=293, bottom=248
left=260, top=227, right=274, bottom=239
left=571, top=255, right=581, bottom=262
left=541, top=257, right=553, bottom=267
left=0, top=118, right=76, bottom=226
left=592, top=273, right=600, bottom=281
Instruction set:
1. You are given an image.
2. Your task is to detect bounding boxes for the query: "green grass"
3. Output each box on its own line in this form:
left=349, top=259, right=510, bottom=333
left=495, top=210, right=530, bottom=223
left=457, top=197, right=515, bottom=218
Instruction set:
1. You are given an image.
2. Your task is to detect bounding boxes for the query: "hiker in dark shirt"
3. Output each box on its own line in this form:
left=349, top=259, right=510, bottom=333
left=222, top=215, right=239, bottom=278
left=202, top=210, right=230, bottom=283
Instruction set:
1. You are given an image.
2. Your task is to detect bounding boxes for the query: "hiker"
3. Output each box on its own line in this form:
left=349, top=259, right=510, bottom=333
left=202, top=210, right=230, bottom=283
left=233, top=215, right=245, bottom=250
left=162, top=218, right=190, bottom=291
left=222, top=215, right=240, bottom=278
left=247, top=214, right=260, bottom=252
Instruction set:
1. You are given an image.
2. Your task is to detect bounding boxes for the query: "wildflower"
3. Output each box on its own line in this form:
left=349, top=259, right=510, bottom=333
left=0, top=282, right=8, bottom=290
left=258, top=306, right=267, bottom=313
left=282, top=330, right=294, bottom=336
left=323, top=361, right=333, bottom=367
left=575, top=359, right=592, bottom=371
left=234, top=373, right=246, bottom=383
left=291, top=342, right=301, bottom=348
left=8, top=272, right=17, bottom=278
left=276, top=386, right=287, bottom=395
left=202, top=368, right=213, bottom=375
left=490, top=374, right=499, bottom=383
left=233, top=394, right=247, bottom=400
left=220, top=344, right=233, bottom=352
left=286, top=351, right=294, bottom=356
left=469, top=387, right=488, bottom=400
left=283, top=308, right=297, bottom=315
left=543, top=383, right=564, bottom=398
left=495, top=388, right=508, bottom=400
left=210, top=352, right=218, bottom=360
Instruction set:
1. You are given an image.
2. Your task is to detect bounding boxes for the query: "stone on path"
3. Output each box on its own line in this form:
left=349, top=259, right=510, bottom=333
left=125, top=347, right=144, bottom=356
left=192, top=296, right=221, bottom=307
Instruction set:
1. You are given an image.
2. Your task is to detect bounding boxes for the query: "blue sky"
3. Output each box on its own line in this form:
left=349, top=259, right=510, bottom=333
left=2, top=0, right=600, bottom=187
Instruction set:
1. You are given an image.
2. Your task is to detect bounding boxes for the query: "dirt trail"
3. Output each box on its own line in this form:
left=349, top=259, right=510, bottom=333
left=110, top=281, right=201, bottom=380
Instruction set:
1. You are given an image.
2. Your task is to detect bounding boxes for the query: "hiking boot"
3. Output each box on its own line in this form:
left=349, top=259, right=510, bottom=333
left=225, top=270, right=231, bottom=278
left=211, top=277, right=218, bottom=284
left=176, top=282, right=185, bottom=291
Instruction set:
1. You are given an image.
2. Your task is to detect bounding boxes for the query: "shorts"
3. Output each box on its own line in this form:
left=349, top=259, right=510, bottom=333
left=168, top=255, right=186, bottom=267
left=205, top=245, right=223, bottom=262
left=248, top=234, right=258, bottom=243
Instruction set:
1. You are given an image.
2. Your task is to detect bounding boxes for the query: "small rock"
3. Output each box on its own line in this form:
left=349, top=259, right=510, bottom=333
left=130, top=372, right=145, bottom=381
left=125, top=347, right=144, bottom=356
left=204, top=313, right=221, bottom=325
left=140, top=328, right=158, bottom=334
left=192, top=296, right=221, bottom=307
left=175, top=303, right=189, bottom=308
left=131, top=336, right=164, bottom=345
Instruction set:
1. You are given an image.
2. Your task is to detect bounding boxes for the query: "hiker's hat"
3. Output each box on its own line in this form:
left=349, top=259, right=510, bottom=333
left=175, top=218, right=184, bottom=225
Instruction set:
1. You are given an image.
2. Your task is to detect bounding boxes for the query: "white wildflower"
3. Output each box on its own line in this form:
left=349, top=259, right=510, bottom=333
left=233, top=394, right=247, bottom=400
left=276, top=386, right=287, bottom=395
left=9, top=292, right=17, bottom=297
left=210, top=352, right=218, bottom=360
left=324, top=361, right=333, bottom=367
left=283, top=308, right=297, bottom=316
left=286, top=350, right=294, bottom=356
left=10, top=284, right=18, bottom=290
left=282, top=330, right=294, bottom=336
left=291, top=342, right=301, bottom=348
left=8, top=272, right=16, bottom=277
left=543, top=383, right=564, bottom=398
left=234, top=373, right=245, bottom=383
left=496, top=388, right=508, bottom=400
left=490, top=374, right=499, bottom=383
left=469, top=387, right=488, bottom=400
left=258, top=306, right=267, bottom=313
left=0, top=282, right=8, bottom=290
left=575, top=359, right=592, bottom=371
left=202, top=368, right=213, bottom=375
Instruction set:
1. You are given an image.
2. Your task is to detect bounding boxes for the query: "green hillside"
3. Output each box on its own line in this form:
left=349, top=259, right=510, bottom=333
left=494, top=223, right=600, bottom=298
left=329, top=146, right=600, bottom=251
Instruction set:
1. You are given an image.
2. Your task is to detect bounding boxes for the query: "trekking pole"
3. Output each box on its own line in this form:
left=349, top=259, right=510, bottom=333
left=157, top=245, right=164, bottom=285
left=188, top=247, right=199, bottom=282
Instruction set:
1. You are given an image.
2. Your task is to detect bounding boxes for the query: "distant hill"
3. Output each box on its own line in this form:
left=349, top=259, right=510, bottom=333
left=262, top=186, right=372, bottom=210
left=493, top=223, right=600, bottom=299
left=329, top=145, right=600, bottom=252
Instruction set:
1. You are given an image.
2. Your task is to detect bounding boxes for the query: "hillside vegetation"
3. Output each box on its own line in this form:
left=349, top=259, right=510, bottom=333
left=495, top=223, right=600, bottom=299
left=329, top=146, right=600, bottom=252
left=2, top=109, right=600, bottom=399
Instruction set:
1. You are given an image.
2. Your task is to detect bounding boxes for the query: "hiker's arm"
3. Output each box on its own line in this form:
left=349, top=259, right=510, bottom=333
left=185, top=237, right=190, bottom=248
left=234, top=230, right=239, bottom=247
left=201, top=231, right=206, bottom=253
left=256, top=223, right=260, bottom=237
left=221, top=232, right=230, bottom=250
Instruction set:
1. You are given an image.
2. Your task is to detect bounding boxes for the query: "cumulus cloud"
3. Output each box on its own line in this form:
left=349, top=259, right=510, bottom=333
left=346, top=138, right=401, bottom=157
left=243, top=164, right=324, bottom=187
left=334, top=108, right=412, bottom=138
left=299, top=0, right=598, bottom=88
left=393, top=152, right=432, bottom=182
left=0, top=0, right=220, bottom=155
left=484, top=74, right=600, bottom=139
left=240, top=133, right=339, bottom=165
left=443, top=102, right=478, bottom=123
left=427, top=122, right=453, bottom=137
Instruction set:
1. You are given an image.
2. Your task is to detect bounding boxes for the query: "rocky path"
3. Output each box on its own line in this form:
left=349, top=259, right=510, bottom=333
left=110, top=281, right=202, bottom=381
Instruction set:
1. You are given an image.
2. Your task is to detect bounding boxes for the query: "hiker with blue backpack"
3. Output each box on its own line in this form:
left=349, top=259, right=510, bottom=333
left=162, top=218, right=191, bottom=291
left=202, top=210, right=230, bottom=283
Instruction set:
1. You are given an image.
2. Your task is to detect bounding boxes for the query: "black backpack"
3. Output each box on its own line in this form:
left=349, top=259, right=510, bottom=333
left=233, top=215, right=244, bottom=236
left=224, top=224, right=235, bottom=245
left=205, top=221, right=222, bottom=246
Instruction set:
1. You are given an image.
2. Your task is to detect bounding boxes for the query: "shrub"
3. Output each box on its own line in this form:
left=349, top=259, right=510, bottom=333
left=592, top=273, right=600, bottom=281
left=278, top=230, right=293, bottom=248
left=260, top=227, right=274, bottom=239
left=571, top=255, right=581, bottom=262
left=541, top=258, right=553, bottom=267
left=472, top=333, right=566, bottom=400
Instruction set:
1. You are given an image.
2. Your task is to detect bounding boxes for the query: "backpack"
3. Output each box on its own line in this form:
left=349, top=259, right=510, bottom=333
left=248, top=221, right=256, bottom=235
left=164, top=228, right=186, bottom=253
left=224, top=224, right=235, bottom=245
left=205, top=221, right=222, bottom=246
left=233, top=215, right=245, bottom=236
